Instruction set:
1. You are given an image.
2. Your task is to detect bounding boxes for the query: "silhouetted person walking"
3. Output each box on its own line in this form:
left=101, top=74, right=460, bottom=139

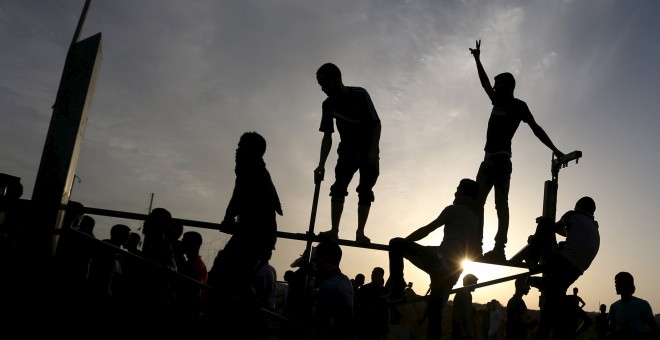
left=355, top=267, right=389, bottom=340
left=54, top=201, right=87, bottom=280
left=353, top=273, right=366, bottom=293
left=166, top=219, right=185, bottom=271
left=142, top=207, right=177, bottom=271
left=469, top=40, right=566, bottom=262
left=87, top=224, right=131, bottom=323
left=252, top=250, right=277, bottom=339
left=505, top=277, right=537, bottom=340
left=174, top=231, right=208, bottom=323
left=552, top=294, right=592, bottom=340
left=386, top=179, right=481, bottom=340
left=126, top=232, right=142, bottom=256
left=487, top=299, right=505, bottom=340
left=315, top=63, right=381, bottom=243
left=569, top=287, right=586, bottom=309
left=79, top=215, right=96, bottom=238
left=282, top=249, right=317, bottom=340
left=595, top=304, right=608, bottom=340
left=452, top=273, right=479, bottom=340
left=312, top=241, right=354, bottom=340
left=353, top=273, right=366, bottom=308
left=77, top=215, right=96, bottom=282
left=139, top=207, right=177, bottom=324
left=121, top=230, right=143, bottom=321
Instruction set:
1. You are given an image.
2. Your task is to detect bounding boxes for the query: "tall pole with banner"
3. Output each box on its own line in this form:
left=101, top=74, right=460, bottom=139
left=29, top=0, right=101, bottom=263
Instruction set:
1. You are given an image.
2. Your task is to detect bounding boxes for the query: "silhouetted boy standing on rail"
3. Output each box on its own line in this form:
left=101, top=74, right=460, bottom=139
left=207, top=131, right=283, bottom=337
left=315, top=63, right=381, bottom=244
left=469, top=40, right=566, bottom=263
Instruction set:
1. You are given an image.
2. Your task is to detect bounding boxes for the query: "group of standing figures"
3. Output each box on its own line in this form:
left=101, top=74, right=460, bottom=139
left=209, top=39, right=605, bottom=340
left=305, top=39, right=577, bottom=338
left=38, top=39, right=656, bottom=339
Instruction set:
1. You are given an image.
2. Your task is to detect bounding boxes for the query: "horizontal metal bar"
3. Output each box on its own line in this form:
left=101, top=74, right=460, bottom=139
left=83, top=205, right=529, bottom=266
left=395, top=269, right=539, bottom=305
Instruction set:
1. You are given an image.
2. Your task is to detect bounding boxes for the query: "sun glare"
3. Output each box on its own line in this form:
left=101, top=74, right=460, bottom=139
left=461, top=258, right=473, bottom=270
left=459, top=258, right=525, bottom=287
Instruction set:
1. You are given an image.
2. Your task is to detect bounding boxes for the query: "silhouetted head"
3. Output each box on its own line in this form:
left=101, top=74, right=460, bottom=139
left=494, top=72, right=516, bottom=95
left=263, top=248, right=274, bottom=263
left=79, top=215, right=95, bottom=235
left=371, top=267, right=385, bottom=284
left=127, top=232, right=141, bottom=250
left=490, top=299, right=501, bottom=310
left=239, top=131, right=267, bottom=157
left=110, top=224, right=131, bottom=245
left=182, top=231, right=203, bottom=255
left=575, top=196, right=596, bottom=217
left=352, top=273, right=365, bottom=287
left=515, top=276, right=530, bottom=295
left=463, top=273, right=478, bottom=286
left=315, top=240, right=342, bottom=272
left=355, top=273, right=365, bottom=287
left=316, top=63, right=344, bottom=97
left=64, top=201, right=85, bottom=228
left=573, top=287, right=579, bottom=294
left=284, top=270, right=295, bottom=282
left=143, top=207, right=172, bottom=236
left=457, top=178, right=479, bottom=200
left=614, top=271, right=635, bottom=296
left=600, top=304, right=606, bottom=313
left=166, top=220, right=184, bottom=241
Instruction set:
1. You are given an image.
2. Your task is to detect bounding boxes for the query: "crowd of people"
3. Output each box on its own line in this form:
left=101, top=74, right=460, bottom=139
left=2, top=39, right=660, bottom=339
left=1, top=172, right=658, bottom=340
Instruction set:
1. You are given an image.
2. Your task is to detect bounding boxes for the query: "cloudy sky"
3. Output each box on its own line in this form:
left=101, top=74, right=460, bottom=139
left=3, top=0, right=659, bottom=313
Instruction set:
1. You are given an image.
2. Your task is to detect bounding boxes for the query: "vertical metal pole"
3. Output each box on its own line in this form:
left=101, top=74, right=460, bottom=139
left=71, top=0, right=92, bottom=46
left=70, top=174, right=81, bottom=198
left=304, top=180, right=321, bottom=261
left=148, top=193, right=154, bottom=214
left=302, top=173, right=323, bottom=299
left=542, top=180, right=557, bottom=221
left=539, top=153, right=559, bottom=309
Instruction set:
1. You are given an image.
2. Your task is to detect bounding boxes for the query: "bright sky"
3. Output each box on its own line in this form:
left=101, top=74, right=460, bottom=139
left=2, top=0, right=660, bottom=313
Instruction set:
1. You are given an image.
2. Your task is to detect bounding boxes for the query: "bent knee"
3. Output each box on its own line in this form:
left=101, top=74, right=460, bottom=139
left=357, top=191, right=375, bottom=206
left=330, top=196, right=346, bottom=203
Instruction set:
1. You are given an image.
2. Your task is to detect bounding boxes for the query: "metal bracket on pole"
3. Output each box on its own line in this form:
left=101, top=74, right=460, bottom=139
left=509, top=150, right=583, bottom=264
